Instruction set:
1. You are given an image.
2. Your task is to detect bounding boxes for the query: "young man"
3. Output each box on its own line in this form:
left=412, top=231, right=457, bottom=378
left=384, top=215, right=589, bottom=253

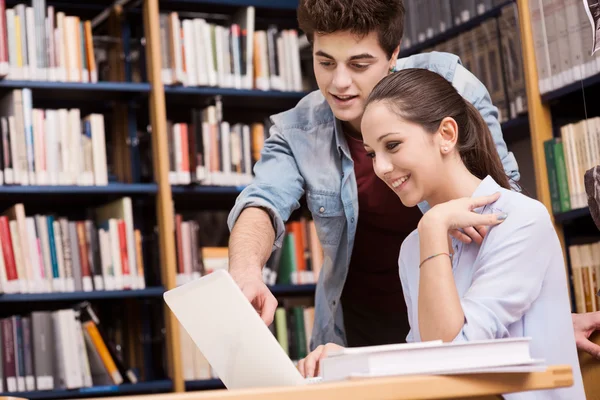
left=226, top=0, right=518, bottom=350
left=226, top=0, right=600, bottom=354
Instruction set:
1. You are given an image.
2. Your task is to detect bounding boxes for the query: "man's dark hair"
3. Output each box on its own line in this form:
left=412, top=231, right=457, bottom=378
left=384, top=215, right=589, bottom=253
left=297, top=0, right=405, bottom=59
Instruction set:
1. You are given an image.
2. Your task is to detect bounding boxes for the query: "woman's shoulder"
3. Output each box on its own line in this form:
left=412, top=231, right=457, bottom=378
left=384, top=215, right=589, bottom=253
left=494, top=187, right=552, bottom=225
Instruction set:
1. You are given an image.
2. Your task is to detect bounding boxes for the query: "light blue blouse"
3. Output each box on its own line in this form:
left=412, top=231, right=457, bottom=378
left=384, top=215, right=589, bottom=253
left=399, top=176, right=585, bottom=399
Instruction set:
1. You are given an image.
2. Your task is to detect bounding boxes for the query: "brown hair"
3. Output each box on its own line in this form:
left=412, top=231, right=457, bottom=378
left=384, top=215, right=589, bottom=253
left=296, top=0, right=405, bottom=59
left=365, top=68, right=511, bottom=190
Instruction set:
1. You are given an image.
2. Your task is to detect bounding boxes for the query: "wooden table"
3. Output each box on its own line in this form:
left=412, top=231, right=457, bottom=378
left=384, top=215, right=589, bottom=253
left=72, top=365, right=572, bottom=400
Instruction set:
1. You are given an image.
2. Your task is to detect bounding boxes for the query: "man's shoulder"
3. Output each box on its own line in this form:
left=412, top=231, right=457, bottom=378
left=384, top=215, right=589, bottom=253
left=395, top=51, right=461, bottom=80
left=269, top=89, right=334, bottom=132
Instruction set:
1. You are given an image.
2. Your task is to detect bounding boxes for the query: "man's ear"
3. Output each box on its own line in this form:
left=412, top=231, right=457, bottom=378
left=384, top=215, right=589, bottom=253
left=438, top=117, right=459, bottom=154
left=392, top=45, right=400, bottom=61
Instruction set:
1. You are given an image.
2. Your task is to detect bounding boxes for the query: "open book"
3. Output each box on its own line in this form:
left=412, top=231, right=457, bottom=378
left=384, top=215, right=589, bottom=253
left=320, top=337, right=545, bottom=382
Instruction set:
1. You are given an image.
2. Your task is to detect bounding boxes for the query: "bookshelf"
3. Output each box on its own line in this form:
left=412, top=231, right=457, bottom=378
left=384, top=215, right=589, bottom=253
left=514, top=0, right=600, bottom=398
left=399, top=0, right=514, bottom=58
left=0, top=0, right=595, bottom=398
left=6, top=380, right=173, bottom=400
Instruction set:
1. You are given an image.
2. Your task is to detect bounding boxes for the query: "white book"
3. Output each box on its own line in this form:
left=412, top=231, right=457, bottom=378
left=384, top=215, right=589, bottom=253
left=58, top=109, right=70, bottom=184
left=182, top=20, right=197, bottom=87
left=45, top=110, right=58, bottom=185
left=170, top=13, right=185, bottom=85
left=25, top=7, right=37, bottom=80
left=201, top=20, right=217, bottom=86
left=109, top=219, right=124, bottom=290
left=98, top=229, right=115, bottom=290
left=193, top=19, right=208, bottom=86
left=90, top=114, right=108, bottom=185
left=52, top=220, right=66, bottom=292
left=25, top=217, right=43, bottom=293
left=320, top=338, right=539, bottom=382
left=35, top=215, right=53, bottom=292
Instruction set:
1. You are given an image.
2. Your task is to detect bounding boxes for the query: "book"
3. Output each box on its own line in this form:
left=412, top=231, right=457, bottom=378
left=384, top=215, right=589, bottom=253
left=319, top=337, right=542, bottom=382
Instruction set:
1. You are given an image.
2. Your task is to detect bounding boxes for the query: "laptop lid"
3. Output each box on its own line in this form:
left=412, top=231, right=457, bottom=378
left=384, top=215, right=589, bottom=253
left=163, top=269, right=306, bottom=389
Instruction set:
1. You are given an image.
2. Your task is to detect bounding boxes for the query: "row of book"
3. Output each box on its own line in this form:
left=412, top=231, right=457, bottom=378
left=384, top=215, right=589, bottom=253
left=0, top=198, right=146, bottom=294
left=422, top=4, right=527, bottom=123
left=159, top=8, right=304, bottom=92
left=544, top=117, right=600, bottom=213
left=167, top=100, right=266, bottom=187
left=177, top=304, right=315, bottom=381
left=569, top=241, right=600, bottom=314
left=0, top=302, right=137, bottom=394
left=0, top=89, right=108, bottom=187
left=402, top=0, right=506, bottom=50
left=0, top=1, right=98, bottom=82
left=173, top=212, right=323, bottom=287
left=265, top=218, right=323, bottom=286
left=529, top=0, right=600, bottom=94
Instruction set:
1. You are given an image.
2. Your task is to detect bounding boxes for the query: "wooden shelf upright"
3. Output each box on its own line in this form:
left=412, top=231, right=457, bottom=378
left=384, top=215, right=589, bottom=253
left=143, top=0, right=184, bottom=393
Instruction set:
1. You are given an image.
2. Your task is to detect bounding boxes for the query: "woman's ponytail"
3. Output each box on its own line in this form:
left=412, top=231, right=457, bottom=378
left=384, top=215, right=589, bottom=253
left=462, top=101, right=511, bottom=190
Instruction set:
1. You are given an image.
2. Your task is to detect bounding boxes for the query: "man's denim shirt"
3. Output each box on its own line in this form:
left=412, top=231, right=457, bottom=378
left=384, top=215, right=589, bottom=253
left=227, top=51, right=520, bottom=350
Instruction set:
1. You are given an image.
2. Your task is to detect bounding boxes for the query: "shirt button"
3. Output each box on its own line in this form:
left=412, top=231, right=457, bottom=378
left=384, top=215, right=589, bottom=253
left=319, top=206, right=325, bottom=213
left=351, top=217, right=355, bottom=223
left=332, top=299, right=337, bottom=306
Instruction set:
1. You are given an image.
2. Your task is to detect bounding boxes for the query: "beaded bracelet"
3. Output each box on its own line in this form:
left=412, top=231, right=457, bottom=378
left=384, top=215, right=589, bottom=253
left=419, top=252, right=452, bottom=268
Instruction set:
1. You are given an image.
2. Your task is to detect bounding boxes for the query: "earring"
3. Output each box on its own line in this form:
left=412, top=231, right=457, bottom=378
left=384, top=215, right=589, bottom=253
left=389, top=66, right=396, bottom=73
left=442, top=146, right=449, bottom=152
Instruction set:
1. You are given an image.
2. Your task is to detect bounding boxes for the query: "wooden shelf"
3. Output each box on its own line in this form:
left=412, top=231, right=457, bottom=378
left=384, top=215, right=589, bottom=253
left=269, top=283, right=316, bottom=297
left=542, top=72, right=600, bottom=104
left=554, top=207, right=591, bottom=224
left=0, top=183, right=158, bottom=195
left=502, top=114, right=530, bottom=143
left=171, top=185, right=245, bottom=195
left=0, top=80, right=150, bottom=102
left=0, top=287, right=165, bottom=303
left=0, top=380, right=173, bottom=400
left=164, top=86, right=307, bottom=110
left=185, top=379, right=225, bottom=391
left=160, top=0, right=298, bottom=9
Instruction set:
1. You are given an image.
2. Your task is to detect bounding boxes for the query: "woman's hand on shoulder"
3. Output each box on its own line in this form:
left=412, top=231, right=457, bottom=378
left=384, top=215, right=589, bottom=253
left=420, top=192, right=508, bottom=241
left=297, top=343, right=344, bottom=378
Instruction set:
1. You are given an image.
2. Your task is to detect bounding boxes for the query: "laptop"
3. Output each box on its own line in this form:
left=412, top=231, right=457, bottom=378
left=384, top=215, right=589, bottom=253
left=163, top=269, right=322, bottom=389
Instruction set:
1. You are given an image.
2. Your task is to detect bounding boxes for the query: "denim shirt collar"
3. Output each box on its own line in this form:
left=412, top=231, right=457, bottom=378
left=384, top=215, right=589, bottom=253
left=333, top=117, right=352, bottom=160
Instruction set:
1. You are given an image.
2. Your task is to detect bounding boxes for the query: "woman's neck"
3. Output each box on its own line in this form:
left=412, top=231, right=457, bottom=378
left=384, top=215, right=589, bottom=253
left=426, top=161, right=482, bottom=208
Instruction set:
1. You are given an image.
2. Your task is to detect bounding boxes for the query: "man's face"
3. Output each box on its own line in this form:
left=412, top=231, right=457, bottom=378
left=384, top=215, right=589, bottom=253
left=312, top=30, right=397, bottom=130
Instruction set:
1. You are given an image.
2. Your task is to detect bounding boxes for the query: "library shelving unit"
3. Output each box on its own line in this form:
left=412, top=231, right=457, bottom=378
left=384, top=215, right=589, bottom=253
left=514, top=0, right=600, bottom=398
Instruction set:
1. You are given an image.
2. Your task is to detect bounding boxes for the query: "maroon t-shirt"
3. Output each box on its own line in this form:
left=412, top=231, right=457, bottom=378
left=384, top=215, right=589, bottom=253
left=341, top=133, right=423, bottom=347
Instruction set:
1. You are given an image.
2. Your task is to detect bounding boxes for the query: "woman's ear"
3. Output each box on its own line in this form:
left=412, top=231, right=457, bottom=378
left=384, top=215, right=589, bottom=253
left=438, top=117, right=459, bottom=154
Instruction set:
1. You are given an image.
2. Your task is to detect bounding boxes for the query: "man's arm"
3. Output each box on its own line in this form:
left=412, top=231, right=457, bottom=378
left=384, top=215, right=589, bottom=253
left=227, top=121, right=305, bottom=325
left=229, top=207, right=275, bottom=278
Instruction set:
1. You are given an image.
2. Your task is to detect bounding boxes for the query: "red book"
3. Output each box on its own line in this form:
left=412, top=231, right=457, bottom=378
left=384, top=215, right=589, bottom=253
left=117, top=220, right=130, bottom=288
left=0, top=216, right=17, bottom=282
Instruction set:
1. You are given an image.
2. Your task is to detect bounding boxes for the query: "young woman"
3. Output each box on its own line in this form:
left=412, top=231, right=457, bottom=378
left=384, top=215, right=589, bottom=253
left=298, top=68, right=585, bottom=399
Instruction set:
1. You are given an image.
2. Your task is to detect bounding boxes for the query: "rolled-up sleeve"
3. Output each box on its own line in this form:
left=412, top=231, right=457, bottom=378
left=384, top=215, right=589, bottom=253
left=227, top=123, right=305, bottom=249
left=451, top=204, right=553, bottom=342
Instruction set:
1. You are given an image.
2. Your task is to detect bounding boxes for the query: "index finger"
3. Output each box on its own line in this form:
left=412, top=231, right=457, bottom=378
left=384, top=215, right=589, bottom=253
left=470, top=192, right=501, bottom=210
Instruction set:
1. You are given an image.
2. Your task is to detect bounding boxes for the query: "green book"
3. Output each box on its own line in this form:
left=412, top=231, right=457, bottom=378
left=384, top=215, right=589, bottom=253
left=293, top=307, right=307, bottom=359
left=553, top=139, right=571, bottom=212
left=275, top=308, right=289, bottom=356
left=543, top=139, right=561, bottom=214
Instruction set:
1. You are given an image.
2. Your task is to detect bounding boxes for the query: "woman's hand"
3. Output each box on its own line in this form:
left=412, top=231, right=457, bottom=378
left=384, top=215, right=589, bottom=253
left=297, top=343, right=344, bottom=378
left=421, top=192, right=507, bottom=237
